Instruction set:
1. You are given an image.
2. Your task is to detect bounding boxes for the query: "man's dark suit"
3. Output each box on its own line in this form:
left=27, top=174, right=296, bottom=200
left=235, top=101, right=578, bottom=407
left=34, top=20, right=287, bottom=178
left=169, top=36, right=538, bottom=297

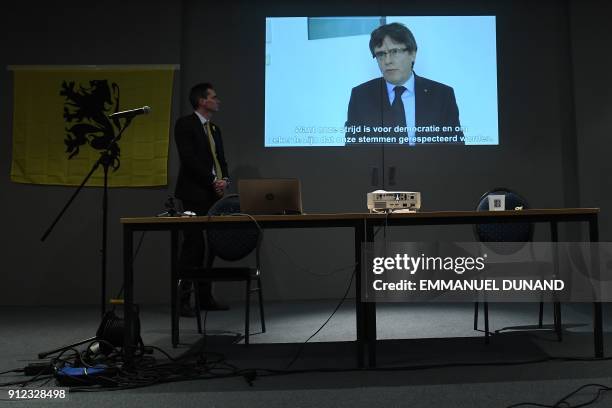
left=174, top=113, right=229, bottom=303
left=174, top=113, right=228, bottom=206
left=345, top=74, right=464, bottom=143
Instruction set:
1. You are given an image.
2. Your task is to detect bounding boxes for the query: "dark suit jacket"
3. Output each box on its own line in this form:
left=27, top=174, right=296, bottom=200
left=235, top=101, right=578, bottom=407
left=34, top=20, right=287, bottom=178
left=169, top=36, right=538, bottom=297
left=174, top=113, right=229, bottom=204
left=345, top=74, right=463, bottom=143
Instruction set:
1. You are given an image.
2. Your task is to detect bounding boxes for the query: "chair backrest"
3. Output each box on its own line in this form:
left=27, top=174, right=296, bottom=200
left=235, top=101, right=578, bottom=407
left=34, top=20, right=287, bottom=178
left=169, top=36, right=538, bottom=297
left=474, top=188, right=533, bottom=254
left=206, top=194, right=260, bottom=262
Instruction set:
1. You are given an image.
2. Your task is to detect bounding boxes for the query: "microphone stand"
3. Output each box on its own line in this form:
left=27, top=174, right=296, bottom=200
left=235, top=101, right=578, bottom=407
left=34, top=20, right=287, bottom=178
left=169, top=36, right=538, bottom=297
left=38, top=115, right=142, bottom=361
left=41, top=115, right=135, bottom=319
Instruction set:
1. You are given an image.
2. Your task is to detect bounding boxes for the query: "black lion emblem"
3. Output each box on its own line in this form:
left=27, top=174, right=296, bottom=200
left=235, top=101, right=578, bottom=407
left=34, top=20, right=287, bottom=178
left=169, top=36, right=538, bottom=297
left=60, top=79, right=131, bottom=170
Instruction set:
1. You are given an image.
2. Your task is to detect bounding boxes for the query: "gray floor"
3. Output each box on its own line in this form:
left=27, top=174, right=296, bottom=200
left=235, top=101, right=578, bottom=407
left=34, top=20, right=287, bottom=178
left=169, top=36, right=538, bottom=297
left=1, top=301, right=612, bottom=407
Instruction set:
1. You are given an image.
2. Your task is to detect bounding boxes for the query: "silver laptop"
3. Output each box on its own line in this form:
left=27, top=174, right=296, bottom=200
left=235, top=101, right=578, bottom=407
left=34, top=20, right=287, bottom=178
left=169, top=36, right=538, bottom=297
left=238, top=179, right=303, bottom=215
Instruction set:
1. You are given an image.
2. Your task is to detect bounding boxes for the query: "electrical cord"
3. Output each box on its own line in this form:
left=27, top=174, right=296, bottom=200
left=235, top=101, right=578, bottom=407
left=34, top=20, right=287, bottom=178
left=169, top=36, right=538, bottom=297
left=0, top=368, right=54, bottom=388
left=64, top=348, right=246, bottom=392
left=232, top=212, right=357, bottom=278
left=0, top=369, right=24, bottom=375
left=123, top=210, right=361, bottom=373
left=267, top=242, right=356, bottom=277
left=228, top=213, right=356, bottom=277
left=12, top=212, right=610, bottom=402
left=366, top=209, right=612, bottom=408
left=506, top=383, right=612, bottom=408
left=114, top=231, right=147, bottom=301
left=285, top=269, right=356, bottom=369
left=6, top=335, right=612, bottom=404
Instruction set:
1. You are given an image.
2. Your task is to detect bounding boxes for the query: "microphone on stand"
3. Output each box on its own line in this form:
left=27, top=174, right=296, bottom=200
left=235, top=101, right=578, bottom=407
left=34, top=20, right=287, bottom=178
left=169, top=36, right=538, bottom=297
left=108, top=106, right=151, bottom=119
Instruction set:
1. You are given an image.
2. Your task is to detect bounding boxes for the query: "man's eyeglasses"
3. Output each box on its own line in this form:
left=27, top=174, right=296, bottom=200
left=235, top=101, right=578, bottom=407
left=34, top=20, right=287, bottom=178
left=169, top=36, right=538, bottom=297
left=374, top=48, right=409, bottom=61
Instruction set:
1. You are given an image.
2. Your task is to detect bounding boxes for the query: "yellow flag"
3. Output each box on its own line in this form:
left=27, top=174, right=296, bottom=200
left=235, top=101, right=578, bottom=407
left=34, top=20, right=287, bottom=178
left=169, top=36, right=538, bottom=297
left=10, top=65, right=175, bottom=187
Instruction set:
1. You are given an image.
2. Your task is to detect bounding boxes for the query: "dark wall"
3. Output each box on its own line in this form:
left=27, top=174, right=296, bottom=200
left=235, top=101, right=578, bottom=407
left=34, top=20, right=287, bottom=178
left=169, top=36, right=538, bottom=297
left=570, top=0, right=612, bottom=237
left=0, top=0, right=608, bottom=305
left=0, top=1, right=183, bottom=305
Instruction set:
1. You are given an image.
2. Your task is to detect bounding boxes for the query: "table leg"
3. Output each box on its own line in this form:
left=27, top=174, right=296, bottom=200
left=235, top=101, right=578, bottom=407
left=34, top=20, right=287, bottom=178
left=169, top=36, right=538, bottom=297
left=365, top=223, right=376, bottom=367
left=171, top=229, right=179, bottom=347
left=355, top=222, right=365, bottom=368
left=589, top=216, right=603, bottom=358
left=550, top=221, right=562, bottom=341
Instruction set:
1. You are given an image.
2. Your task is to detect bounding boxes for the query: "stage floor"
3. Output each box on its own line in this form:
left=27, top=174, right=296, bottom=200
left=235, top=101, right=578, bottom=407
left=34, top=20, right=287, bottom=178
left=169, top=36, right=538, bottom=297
left=1, top=301, right=611, bottom=407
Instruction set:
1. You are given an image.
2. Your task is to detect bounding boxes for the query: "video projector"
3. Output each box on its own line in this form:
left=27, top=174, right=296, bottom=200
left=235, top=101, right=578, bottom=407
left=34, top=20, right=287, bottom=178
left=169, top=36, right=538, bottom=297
left=367, top=190, right=422, bottom=213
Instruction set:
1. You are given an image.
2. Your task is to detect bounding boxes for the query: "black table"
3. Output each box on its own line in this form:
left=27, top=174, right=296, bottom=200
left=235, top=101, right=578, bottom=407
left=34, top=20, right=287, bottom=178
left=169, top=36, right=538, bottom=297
left=121, top=213, right=367, bottom=366
left=121, top=208, right=600, bottom=367
left=361, top=208, right=601, bottom=367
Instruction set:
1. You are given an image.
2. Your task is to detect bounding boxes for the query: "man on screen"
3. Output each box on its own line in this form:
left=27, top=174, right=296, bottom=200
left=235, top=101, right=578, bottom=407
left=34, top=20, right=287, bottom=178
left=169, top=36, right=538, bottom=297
left=345, top=22, right=463, bottom=145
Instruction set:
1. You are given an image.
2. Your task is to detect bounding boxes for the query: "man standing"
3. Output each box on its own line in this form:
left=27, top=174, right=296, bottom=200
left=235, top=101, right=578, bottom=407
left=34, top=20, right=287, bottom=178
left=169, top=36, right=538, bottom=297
left=346, top=22, right=463, bottom=144
left=174, top=83, right=229, bottom=314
